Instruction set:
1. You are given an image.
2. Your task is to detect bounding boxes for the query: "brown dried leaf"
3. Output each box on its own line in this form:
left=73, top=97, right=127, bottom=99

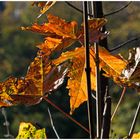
left=77, top=18, right=108, bottom=44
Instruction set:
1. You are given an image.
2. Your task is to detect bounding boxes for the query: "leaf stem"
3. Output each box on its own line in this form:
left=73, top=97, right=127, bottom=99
left=93, top=2, right=103, bottom=138
left=1, top=108, right=13, bottom=138
left=128, top=100, right=140, bottom=138
left=44, top=97, right=89, bottom=134
left=47, top=108, right=60, bottom=139
left=111, top=87, right=126, bottom=121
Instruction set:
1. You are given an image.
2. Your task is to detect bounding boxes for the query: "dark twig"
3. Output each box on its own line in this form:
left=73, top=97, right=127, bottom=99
left=94, top=42, right=102, bottom=138
left=111, top=87, right=126, bottom=121
left=1, top=108, right=13, bottom=138
left=44, top=97, right=89, bottom=134
left=47, top=108, right=60, bottom=139
left=93, top=2, right=102, bottom=138
left=100, top=86, right=111, bottom=138
left=83, top=2, right=95, bottom=138
left=104, top=2, right=132, bottom=17
left=101, top=96, right=111, bottom=138
left=65, top=2, right=88, bottom=16
left=65, top=1, right=132, bottom=17
left=128, top=100, right=140, bottom=138
left=109, top=36, right=140, bottom=53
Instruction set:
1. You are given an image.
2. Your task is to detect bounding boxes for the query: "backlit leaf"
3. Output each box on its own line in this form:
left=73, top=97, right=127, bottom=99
left=95, top=47, right=127, bottom=85
left=132, top=132, right=140, bottom=139
left=22, top=14, right=78, bottom=39
left=37, top=37, right=75, bottom=54
left=0, top=53, right=70, bottom=107
left=0, top=55, right=44, bottom=106
left=54, top=46, right=127, bottom=113
left=54, top=47, right=96, bottom=114
left=16, top=122, right=47, bottom=139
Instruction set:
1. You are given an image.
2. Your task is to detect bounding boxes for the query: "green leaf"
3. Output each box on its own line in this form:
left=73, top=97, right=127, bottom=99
left=16, top=122, right=47, bottom=139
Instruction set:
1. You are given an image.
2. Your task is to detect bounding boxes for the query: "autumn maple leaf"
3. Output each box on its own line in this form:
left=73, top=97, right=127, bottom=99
left=22, top=14, right=110, bottom=56
left=22, top=14, right=77, bottom=55
left=0, top=52, right=71, bottom=107
left=22, top=14, right=78, bottom=39
left=53, top=46, right=127, bottom=114
left=53, top=47, right=96, bottom=114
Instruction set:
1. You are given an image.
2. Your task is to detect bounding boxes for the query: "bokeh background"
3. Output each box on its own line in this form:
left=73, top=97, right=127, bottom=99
left=0, top=1, right=140, bottom=138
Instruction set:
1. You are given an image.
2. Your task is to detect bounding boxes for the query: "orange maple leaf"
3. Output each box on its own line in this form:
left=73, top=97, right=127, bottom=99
left=53, top=46, right=127, bottom=114
left=53, top=47, right=96, bottom=114
left=0, top=52, right=71, bottom=107
left=94, top=47, right=127, bottom=85
left=37, top=37, right=75, bottom=55
left=22, top=14, right=77, bottom=39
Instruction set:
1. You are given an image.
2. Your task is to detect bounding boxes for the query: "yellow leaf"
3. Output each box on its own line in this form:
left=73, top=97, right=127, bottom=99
left=16, top=122, right=47, bottom=139
left=132, top=132, right=140, bottom=139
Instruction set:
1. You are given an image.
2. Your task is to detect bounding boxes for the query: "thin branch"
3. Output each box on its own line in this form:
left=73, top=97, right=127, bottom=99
left=83, top=2, right=95, bottom=138
left=65, top=1, right=132, bottom=17
left=104, top=2, right=132, bottom=17
left=44, top=97, right=89, bottom=134
left=109, top=36, right=140, bottom=53
left=128, top=100, right=140, bottom=138
left=101, top=86, right=111, bottom=138
left=101, top=96, right=111, bottom=138
left=93, top=2, right=102, bottom=137
left=111, top=87, right=126, bottom=121
left=91, top=92, right=96, bottom=100
left=65, top=2, right=89, bottom=16
left=47, top=108, right=60, bottom=139
left=1, top=108, right=13, bottom=138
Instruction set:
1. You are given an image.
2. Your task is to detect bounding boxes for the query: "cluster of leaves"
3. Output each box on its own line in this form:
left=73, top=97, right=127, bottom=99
left=0, top=2, right=140, bottom=117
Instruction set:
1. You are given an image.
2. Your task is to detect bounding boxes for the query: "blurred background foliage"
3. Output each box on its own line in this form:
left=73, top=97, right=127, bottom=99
left=0, top=1, right=140, bottom=138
